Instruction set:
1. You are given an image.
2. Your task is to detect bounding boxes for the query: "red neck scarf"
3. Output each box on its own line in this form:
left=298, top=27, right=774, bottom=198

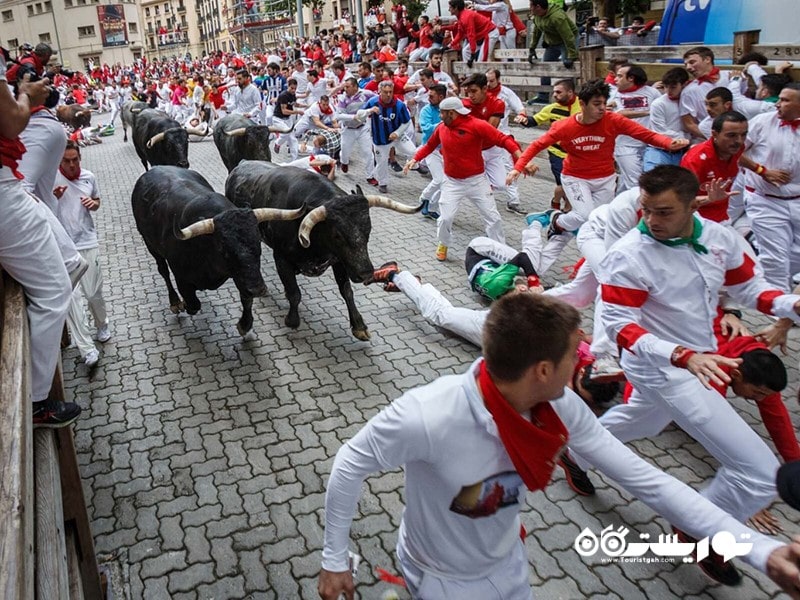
left=59, top=166, right=80, bottom=181
left=780, top=118, right=800, bottom=131
left=695, top=66, right=720, bottom=85
left=0, top=136, right=27, bottom=180
left=478, top=361, right=569, bottom=492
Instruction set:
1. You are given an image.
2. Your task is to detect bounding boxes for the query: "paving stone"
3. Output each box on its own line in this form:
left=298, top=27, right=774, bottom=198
left=66, top=117, right=794, bottom=600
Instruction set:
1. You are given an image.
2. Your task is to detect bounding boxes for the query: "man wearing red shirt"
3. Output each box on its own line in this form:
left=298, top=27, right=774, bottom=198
left=508, top=80, right=688, bottom=241
left=463, top=73, right=525, bottom=214
left=447, top=0, right=498, bottom=65
left=405, top=97, right=522, bottom=261
left=681, top=111, right=747, bottom=223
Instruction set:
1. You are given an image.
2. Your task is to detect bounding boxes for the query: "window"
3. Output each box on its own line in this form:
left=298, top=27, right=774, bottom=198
left=27, top=5, right=34, bottom=16
left=78, top=25, right=95, bottom=37
left=8, top=38, right=18, bottom=49
left=65, top=0, right=73, bottom=6
left=164, top=2, right=169, bottom=11
left=38, top=32, right=51, bottom=43
left=44, top=1, right=51, bottom=12
left=154, top=6, right=159, bottom=14
left=128, top=22, right=138, bottom=33
left=2, top=10, right=12, bottom=21
left=145, top=6, right=150, bottom=16
left=77, top=0, right=86, bottom=5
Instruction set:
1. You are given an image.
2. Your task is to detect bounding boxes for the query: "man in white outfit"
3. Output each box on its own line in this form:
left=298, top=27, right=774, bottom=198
left=317, top=291, right=800, bottom=600
left=229, top=69, right=262, bottom=123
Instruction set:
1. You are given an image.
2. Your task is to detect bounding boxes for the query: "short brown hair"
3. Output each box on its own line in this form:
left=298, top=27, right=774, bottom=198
left=65, top=139, right=81, bottom=155
left=639, top=165, right=699, bottom=205
left=683, top=46, right=715, bottom=62
left=482, top=294, right=580, bottom=382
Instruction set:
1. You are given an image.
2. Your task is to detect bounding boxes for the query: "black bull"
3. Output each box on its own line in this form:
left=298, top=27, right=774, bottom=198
left=131, top=109, right=190, bottom=171
left=225, top=161, right=421, bottom=340
left=213, top=113, right=277, bottom=172
left=131, top=166, right=304, bottom=336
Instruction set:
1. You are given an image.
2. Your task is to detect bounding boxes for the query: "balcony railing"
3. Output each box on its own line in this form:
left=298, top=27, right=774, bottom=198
left=157, top=32, right=187, bottom=45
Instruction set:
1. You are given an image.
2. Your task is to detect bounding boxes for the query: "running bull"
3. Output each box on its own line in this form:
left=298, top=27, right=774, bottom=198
left=56, top=104, right=92, bottom=130
left=131, top=108, right=190, bottom=171
left=225, top=161, right=421, bottom=340
left=132, top=166, right=304, bottom=336
left=121, top=100, right=148, bottom=142
left=213, top=113, right=280, bottom=172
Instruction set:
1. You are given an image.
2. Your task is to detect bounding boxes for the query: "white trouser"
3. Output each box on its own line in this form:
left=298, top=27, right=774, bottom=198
left=499, top=28, right=517, bottom=51
left=483, top=146, right=520, bottom=206
left=614, top=147, right=645, bottom=193
left=408, top=46, right=431, bottom=62
left=398, top=536, right=532, bottom=600
left=67, top=247, right=107, bottom=358
left=745, top=190, right=800, bottom=291
left=36, top=198, right=82, bottom=273
left=373, top=138, right=417, bottom=186
left=558, top=173, right=617, bottom=232
left=538, top=233, right=572, bottom=276
left=340, top=125, right=374, bottom=178
left=261, top=103, right=274, bottom=127
left=0, top=175, right=72, bottom=401
left=469, top=221, right=544, bottom=275
left=419, top=149, right=444, bottom=211
left=460, top=30, right=500, bottom=62
left=599, top=366, right=778, bottom=522
left=437, top=173, right=505, bottom=247
left=396, top=37, right=410, bottom=56
left=394, top=271, right=485, bottom=347
left=273, top=116, right=299, bottom=159
left=110, top=102, right=122, bottom=125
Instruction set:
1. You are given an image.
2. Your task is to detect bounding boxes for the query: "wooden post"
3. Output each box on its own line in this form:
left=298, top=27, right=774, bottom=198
left=579, top=44, right=605, bottom=84
left=441, top=48, right=460, bottom=83
left=733, top=30, right=760, bottom=63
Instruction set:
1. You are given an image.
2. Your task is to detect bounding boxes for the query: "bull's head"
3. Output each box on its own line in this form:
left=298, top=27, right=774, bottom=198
left=297, top=195, right=422, bottom=283
left=147, top=127, right=190, bottom=168
left=225, top=125, right=273, bottom=163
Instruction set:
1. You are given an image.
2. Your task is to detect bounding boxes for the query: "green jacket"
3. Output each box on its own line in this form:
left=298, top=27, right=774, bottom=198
left=530, top=5, right=579, bottom=59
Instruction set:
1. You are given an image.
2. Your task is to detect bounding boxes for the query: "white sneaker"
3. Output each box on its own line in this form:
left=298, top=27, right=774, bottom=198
left=84, top=348, right=100, bottom=368
left=589, top=355, right=625, bottom=383
left=96, top=323, right=111, bottom=343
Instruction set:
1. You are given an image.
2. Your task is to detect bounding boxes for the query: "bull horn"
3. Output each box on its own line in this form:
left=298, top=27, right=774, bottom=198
left=185, top=126, right=206, bottom=136
left=253, top=206, right=306, bottom=223
left=131, top=107, right=143, bottom=113
left=177, top=218, right=215, bottom=240
left=224, top=127, right=247, bottom=137
left=365, top=196, right=423, bottom=214
left=146, top=131, right=166, bottom=148
left=297, top=206, right=327, bottom=248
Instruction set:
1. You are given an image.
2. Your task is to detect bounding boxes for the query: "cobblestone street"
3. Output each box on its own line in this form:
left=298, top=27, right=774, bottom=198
left=64, top=115, right=800, bottom=599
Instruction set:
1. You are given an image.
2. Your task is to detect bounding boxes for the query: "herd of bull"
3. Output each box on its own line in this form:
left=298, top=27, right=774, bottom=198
left=121, top=102, right=422, bottom=341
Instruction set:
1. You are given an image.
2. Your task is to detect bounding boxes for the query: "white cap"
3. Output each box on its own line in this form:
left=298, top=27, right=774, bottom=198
left=439, top=97, right=470, bottom=115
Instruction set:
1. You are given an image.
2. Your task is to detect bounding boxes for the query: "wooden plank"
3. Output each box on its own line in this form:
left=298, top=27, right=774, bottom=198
left=65, top=527, right=85, bottom=600
left=34, top=429, right=70, bottom=600
left=0, top=274, right=33, bottom=600
left=602, top=44, right=734, bottom=61
left=751, top=44, right=800, bottom=61
left=57, top=425, right=104, bottom=600
left=493, top=49, right=529, bottom=59
left=452, top=61, right=578, bottom=78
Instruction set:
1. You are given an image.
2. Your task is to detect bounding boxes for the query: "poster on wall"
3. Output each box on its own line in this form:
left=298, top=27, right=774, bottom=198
left=97, top=4, right=128, bottom=47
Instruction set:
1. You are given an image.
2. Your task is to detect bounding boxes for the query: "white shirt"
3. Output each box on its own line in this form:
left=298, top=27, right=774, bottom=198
left=492, top=84, right=524, bottom=134
left=230, top=83, right=261, bottom=119
left=322, top=359, right=783, bottom=576
left=679, top=72, right=732, bottom=122
left=306, top=77, right=329, bottom=104
left=18, top=109, right=68, bottom=213
left=746, top=111, right=800, bottom=198
left=648, top=94, right=682, bottom=138
left=54, top=169, right=100, bottom=250
left=291, top=69, right=309, bottom=94
left=608, top=85, right=662, bottom=152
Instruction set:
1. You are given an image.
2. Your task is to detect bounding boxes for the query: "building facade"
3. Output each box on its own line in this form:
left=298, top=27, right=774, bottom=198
left=0, top=0, right=144, bottom=70
left=139, top=0, right=203, bottom=59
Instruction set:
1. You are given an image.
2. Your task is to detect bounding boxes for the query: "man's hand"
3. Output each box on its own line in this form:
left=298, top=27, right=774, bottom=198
left=685, top=353, right=741, bottom=389
left=80, top=196, right=100, bottom=211
left=18, top=74, right=51, bottom=107
left=318, top=569, right=355, bottom=600
left=467, top=52, right=479, bottom=68
left=766, top=535, right=800, bottom=599
left=758, top=318, right=794, bottom=355
left=388, top=131, right=398, bottom=141
left=523, top=163, right=539, bottom=177
left=514, top=113, right=529, bottom=125
left=706, top=177, right=738, bottom=204
left=527, top=48, right=538, bottom=65
left=763, top=168, right=792, bottom=185
left=403, top=159, right=417, bottom=175
left=747, top=507, right=782, bottom=535
left=719, top=312, right=750, bottom=340
left=53, top=185, right=67, bottom=200
left=506, top=169, right=521, bottom=186
left=669, top=138, right=690, bottom=151
left=563, top=58, right=574, bottom=69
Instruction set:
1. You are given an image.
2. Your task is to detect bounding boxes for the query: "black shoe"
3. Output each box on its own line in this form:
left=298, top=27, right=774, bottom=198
left=340, top=163, right=348, bottom=173
left=389, top=161, right=403, bottom=172
left=378, top=185, right=388, bottom=193
left=506, top=204, right=527, bottom=215
left=672, top=526, right=742, bottom=586
left=32, top=400, right=82, bottom=429
left=416, top=164, right=430, bottom=176
left=559, top=453, right=595, bottom=496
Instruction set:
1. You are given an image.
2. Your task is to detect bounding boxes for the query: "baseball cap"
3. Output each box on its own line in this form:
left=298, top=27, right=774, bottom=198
left=439, top=97, right=470, bottom=115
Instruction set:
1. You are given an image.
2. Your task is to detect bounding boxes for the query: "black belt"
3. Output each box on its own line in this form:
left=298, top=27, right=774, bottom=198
left=745, top=186, right=800, bottom=200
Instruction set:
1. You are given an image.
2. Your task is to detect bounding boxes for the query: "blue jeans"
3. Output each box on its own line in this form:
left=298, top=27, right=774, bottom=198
left=642, top=146, right=685, bottom=173
left=540, top=44, right=565, bottom=90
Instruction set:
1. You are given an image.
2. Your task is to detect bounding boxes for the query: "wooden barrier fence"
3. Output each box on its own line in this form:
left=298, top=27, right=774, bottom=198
left=0, top=269, right=102, bottom=599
